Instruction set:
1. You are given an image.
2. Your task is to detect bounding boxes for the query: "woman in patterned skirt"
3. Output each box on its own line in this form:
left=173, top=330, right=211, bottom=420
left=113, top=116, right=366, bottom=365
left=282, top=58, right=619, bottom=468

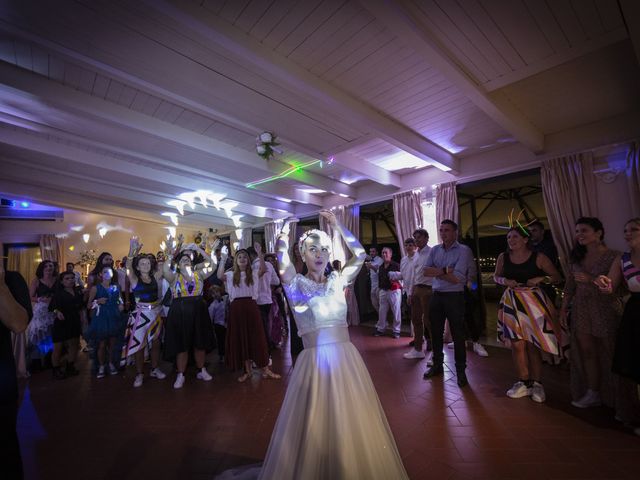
left=561, top=217, right=622, bottom=409
left=495, top=226, right=562, bottom=403
left=122, top=237, right=166, bottom=388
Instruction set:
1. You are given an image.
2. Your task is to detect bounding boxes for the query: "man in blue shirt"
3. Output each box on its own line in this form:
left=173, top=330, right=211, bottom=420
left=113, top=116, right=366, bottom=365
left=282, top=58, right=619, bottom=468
left=422, top=220, right=473, bottom=387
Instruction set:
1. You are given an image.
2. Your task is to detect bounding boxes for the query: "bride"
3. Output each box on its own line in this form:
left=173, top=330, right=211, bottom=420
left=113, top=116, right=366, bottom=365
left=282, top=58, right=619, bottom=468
left=219, top=210, right=408, bottom=479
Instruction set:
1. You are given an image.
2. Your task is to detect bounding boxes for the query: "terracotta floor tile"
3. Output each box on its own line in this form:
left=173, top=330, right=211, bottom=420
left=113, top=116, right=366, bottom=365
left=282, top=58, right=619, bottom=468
left=16, top=326, right=640, bottom=480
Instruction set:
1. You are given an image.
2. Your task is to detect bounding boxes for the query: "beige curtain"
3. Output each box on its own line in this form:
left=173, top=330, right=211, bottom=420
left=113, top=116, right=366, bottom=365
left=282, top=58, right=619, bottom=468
left=264, top=221, right=282, bottom=253
left=319, top=204, right=360, bottom=264
left=7, top=246, right=41, bottom=286
left=288, top=219, right=299, bottom=258
left=393, top=190, right=423, bottom=253
left=541, top=152, right=598, bottom=275
left=231, top=228, right=253, bottom=253
left=40, top=234, right=64, bottom=266
left=435, top=181, right=458, bottom=242
left=627, top=142, right=640, bottom=217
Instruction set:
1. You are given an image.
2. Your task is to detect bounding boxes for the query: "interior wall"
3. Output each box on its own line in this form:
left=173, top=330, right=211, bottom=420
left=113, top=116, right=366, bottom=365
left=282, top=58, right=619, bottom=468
left=0, top=209, right=200, bottom=265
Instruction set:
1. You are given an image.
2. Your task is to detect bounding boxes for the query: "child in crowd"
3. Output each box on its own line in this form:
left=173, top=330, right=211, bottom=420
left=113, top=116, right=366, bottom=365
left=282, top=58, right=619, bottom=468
left=208, top=285, right=229, bottom=363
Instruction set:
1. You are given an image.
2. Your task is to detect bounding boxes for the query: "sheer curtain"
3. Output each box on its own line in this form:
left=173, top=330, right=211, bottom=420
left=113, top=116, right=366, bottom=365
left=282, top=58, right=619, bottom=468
left=435, top=182, right=458, bottom=242
left=319, top=204, right=361, bottom=325
left=627, top=142, right=640, bottom=217
left=231, top=227, right=253, bottom=254
left=40, top=234, right=64, bottom=266
left=541, top=152, right=598, bottom=275
left=264, top=220, right=283, bottom=253
left=393, top=190, right=423, bottom=249
left=318, top=205, right=360, bottom=264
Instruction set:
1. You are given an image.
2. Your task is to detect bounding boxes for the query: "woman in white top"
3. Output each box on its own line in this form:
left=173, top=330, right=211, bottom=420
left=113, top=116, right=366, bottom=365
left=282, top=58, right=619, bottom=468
left=217, top=244, right=280, bottom=383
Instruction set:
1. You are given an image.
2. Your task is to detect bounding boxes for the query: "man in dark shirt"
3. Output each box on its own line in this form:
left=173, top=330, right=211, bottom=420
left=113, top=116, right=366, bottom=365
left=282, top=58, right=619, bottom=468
left=373, top=247, right=402, bottom=339
left=1, top=251, right=31, bottom=480
left=529, top=221, right=559, bottom=265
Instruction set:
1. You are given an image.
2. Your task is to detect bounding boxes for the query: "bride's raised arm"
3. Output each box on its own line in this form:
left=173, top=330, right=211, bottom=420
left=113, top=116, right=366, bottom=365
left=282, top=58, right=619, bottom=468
left=319, top=210, right=366, bottom=284
left=276, top=219, right=297, bottom=285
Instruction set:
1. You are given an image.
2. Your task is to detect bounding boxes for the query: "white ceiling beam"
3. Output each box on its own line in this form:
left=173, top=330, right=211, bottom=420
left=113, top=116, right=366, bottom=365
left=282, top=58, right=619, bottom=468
left=0, top=156, right=249, bottom=229
left=331, top=153, right=402, bottom=188
left=0, top=121, right=290, bottom=221
left=137, top=0, right=459, bottom=174
left=620, top=0, right=640, bottom=65
left=361, top=0, right=544, bottom=153
left=0, top=14, right=356, bottom=198
left=0, top=61, right=327, bottom=206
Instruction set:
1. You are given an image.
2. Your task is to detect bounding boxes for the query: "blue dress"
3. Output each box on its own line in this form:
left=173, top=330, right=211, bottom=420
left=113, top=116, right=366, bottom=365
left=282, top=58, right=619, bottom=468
left=88, top=283, right=124, bottom=341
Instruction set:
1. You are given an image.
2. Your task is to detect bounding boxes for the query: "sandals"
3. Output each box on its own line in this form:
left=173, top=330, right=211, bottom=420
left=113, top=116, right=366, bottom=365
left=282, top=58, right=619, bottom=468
left=237, top=372, right=251, bottom=383
left=262, top=368, right=281, bottom=380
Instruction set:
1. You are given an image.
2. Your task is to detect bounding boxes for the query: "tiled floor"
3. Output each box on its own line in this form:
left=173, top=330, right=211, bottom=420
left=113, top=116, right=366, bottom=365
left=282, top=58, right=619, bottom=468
left=17, top=326, right=640, bottom=479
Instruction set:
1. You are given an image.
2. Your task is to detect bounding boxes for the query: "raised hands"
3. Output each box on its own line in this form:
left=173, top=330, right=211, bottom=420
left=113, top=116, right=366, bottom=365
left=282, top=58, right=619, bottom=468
left=220, top=245, right=229, bottom=260
left=254, top=241, right=263, bottom=256
left=319, top=209, right=337, bottom=227
left=129, top=236, right=143, bottom=257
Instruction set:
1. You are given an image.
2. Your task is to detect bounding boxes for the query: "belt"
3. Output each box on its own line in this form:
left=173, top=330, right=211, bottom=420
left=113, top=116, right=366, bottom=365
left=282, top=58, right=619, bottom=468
left=414, top=284, right=432, bottom=289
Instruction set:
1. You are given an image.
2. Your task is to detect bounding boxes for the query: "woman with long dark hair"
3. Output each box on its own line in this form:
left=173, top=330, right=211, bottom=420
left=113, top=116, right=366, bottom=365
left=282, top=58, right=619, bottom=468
left=561, top=217, right=622, bottom=409
left=48, top=270, right=84, bottom=379
left=595, top=218, right=640, bottom=430
left=162, top=237, right=215, bottom=389
left=219, top=245, right=280, bottom=383
left=27, top=260, right=57, bottom=362
left=494, top=227, right=562, bottom=402
left=122, top=237, right=166, bottom=388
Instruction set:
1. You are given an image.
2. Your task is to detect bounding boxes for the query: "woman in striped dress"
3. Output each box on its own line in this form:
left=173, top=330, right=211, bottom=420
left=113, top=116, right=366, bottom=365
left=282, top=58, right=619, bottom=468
left=494, top=226, right=562, bottom=403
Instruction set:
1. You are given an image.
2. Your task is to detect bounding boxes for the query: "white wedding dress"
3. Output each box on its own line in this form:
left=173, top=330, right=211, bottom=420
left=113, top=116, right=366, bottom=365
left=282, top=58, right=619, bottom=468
left=217, top=271, right=408, bottom=480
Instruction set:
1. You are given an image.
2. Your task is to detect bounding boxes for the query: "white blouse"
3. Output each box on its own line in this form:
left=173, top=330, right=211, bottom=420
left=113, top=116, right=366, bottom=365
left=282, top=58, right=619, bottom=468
left=224, top=270, right=259, bottom=302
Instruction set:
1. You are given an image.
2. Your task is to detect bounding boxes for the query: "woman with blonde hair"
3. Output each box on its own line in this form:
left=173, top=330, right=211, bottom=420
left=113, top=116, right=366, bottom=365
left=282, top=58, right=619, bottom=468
left=218, top=244, right=279, bottom=383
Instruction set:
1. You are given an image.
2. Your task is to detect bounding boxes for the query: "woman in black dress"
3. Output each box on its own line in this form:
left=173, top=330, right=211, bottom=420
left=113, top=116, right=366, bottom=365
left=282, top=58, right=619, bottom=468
left=48, top=271, right=84, bottom=379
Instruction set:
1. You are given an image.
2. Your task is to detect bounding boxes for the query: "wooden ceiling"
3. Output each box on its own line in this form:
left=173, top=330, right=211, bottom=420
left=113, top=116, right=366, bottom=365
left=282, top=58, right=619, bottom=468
left=1, top=0, right=639, bottom=233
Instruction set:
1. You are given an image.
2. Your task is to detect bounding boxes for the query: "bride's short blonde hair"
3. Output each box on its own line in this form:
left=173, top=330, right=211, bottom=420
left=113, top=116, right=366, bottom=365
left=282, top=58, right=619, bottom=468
left=298, top=229, right=332, bottom=256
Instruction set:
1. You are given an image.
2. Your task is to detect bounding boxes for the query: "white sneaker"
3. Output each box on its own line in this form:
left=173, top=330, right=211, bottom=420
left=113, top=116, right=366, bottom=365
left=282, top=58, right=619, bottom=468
left=268, top=356, right=273, bottom=367
left=96, top=365, right=106, bottom=379
left=150, top=368, right=166, bottom=379
left=426, top=352, right=433, bottom=367
left=506, top=381, right=532, bottom=398
left=196, top=368, right=213, bottom=381
left=108, top=363, right=118, bottom=376
left=447, top=342, right=454, bottom=350
left=571, top=389, right=601, bottom=408
left=531, top=381, right=545, bottom=403
left=133, top=373, right=144, bottom=388
left=473, top=342, right=489, bottom=357
left=173, top=373, right=185, bottom=389
left=403, top=349, right=426, bottom=359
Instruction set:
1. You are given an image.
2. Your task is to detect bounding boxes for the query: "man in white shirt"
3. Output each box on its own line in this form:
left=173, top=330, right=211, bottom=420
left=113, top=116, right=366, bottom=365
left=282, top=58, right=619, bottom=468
left=247, top=245, right=280, bottom=352
left=403, top=229, right=433, bottom=359
left=364, top=247, right=384, bottom=313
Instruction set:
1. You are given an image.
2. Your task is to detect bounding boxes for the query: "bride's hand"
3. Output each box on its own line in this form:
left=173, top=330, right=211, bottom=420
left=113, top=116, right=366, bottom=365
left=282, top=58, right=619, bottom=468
left=319, top=210, right=337, bottom=227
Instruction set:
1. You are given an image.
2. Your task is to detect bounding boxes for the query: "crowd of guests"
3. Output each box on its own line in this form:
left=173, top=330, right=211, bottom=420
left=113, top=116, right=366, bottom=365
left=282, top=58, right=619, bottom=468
left=3, top=215, right=640, bottom=436
left=17, top=236, right=288, bottom=389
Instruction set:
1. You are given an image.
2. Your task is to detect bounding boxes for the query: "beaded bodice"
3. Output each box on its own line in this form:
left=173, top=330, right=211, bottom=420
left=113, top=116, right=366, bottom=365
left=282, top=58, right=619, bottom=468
left=284, top=272, right=348, bottom=336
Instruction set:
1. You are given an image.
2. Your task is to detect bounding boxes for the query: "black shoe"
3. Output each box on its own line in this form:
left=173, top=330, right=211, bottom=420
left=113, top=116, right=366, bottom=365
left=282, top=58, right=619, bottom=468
left=408, top=340, right=415, bottom=347
left=373, top=330, right=385, bottom=337
left=52, top=367, right=67, bottom=380
left=392, top=332, right=400, bottom=339
left=423, top=365, right=444, bottom=379
left=65, top=363, right=80, bottom=376
left=457, top=370, right=468, bottom=388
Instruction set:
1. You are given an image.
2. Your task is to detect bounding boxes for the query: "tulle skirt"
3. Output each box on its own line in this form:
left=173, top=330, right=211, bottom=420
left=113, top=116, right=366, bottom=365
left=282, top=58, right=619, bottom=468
left=216, top=326, right=408, bottom=480
left=27, top=302, right=55, bottom=354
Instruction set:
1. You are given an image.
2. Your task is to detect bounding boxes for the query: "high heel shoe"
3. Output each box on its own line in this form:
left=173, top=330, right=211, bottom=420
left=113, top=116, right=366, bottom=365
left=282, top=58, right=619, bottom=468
left=262, top=368, right=281, bottom=379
